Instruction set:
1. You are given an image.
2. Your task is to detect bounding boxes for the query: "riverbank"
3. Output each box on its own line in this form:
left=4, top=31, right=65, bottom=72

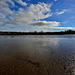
left=0, top=30, right=75, bottom=35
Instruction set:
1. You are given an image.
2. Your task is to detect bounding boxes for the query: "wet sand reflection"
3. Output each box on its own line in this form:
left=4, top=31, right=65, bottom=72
left=0, top=35, right=75, bottom=75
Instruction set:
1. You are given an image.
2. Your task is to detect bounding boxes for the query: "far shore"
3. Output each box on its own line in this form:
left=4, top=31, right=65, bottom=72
left=0, top=30, right=75, bottom=35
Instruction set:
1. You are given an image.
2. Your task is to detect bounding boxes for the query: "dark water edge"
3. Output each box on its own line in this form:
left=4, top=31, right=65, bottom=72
left=0, top=30, right=75, bottom=35
left=0, top=35, right=75, bottom=75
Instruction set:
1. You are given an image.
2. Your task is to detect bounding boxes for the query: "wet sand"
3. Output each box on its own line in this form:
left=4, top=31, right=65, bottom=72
left=0, top=35, right=75, bottom=75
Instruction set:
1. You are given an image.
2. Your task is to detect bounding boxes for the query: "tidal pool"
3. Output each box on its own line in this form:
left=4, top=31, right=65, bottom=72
left=0, top=35, right=75, bottom=75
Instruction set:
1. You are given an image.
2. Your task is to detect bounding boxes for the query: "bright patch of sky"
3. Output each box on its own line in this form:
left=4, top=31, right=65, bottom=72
left=0, top=0, right=75, bottom=32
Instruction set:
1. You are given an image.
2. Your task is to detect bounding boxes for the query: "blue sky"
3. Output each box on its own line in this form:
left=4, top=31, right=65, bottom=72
left=0, top=0, right=75, bottom=32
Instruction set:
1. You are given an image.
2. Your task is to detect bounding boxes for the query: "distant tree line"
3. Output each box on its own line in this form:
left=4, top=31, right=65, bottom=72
left=0, top=30, right=75, bottom=35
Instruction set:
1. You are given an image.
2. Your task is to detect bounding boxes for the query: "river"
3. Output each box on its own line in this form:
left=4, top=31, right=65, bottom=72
left=0, top=35, right=75, bottom=75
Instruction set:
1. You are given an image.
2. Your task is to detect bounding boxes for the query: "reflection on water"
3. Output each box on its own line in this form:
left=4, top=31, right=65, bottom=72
left=0, top=35, right=75, bottom=75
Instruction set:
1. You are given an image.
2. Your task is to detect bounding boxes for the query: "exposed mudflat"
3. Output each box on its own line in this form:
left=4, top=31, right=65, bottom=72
left=0, top=35, right=75, bottom=75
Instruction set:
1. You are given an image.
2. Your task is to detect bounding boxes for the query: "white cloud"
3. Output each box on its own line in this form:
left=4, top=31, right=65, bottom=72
left=24, top=21, right=74, bottom=31
left=3, top=2, right=53, bottom=25
left=30, top=21, right=60, bottom=27
left=0, top=1, right=74, bottom=31
left=0, top=7, right=13, bottom=15
left=6, top=0, right=15, bottom=6
left=15, top=0, right=27, bottom=6
left=0, top=0, right=15, bottom=7
left=40, top=26, right=75, bottom=30
left=0, top=0, right=15, bottom=17
left=28, top=20, right=75, bottom=31
left=56, top=9, right=70, bottom=15
left=0, top=13, right=5, bottom=18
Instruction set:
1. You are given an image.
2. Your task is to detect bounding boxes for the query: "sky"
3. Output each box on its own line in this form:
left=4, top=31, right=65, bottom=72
left=0, top=0, right=75, bottom=32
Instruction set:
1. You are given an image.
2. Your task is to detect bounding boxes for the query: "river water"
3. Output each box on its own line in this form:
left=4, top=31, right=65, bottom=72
left=0, top=35, right=75, bottom=75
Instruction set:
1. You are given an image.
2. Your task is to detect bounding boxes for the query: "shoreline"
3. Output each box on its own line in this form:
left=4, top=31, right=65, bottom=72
left=0, top=30, right=75, bottom=35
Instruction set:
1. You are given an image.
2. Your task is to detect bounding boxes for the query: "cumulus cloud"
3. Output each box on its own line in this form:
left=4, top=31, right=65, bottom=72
left=0, top=0, right=74, bottom=31
left=56, top=9, right=70, bottom=15
left=30, top=21, right=60, bottom=27
left=0, top=7, right=13, bottom=16
left=0, top=0, right=15, bottom=16
left=26, top=21, right=74, bottom=31
left=0, top=0, right=27, bottom=19
left=15, top=0, right=27, bottom=6
left=2, top=2, right=53, bottom=25
left=33, top=21, right=74, bottom=30
left=15, top=2, right=52, bottom=24
left=0, top=0, right=15, bottom=7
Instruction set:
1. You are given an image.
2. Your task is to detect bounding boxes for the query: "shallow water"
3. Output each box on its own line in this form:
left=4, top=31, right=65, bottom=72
left=0, top=35, right=75, bottom=75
